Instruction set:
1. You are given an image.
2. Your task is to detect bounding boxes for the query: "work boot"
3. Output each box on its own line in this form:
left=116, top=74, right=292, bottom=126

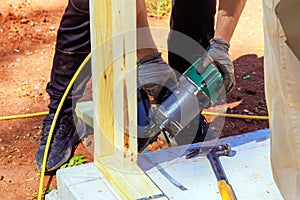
left=35, top=112, right=86, bottom=172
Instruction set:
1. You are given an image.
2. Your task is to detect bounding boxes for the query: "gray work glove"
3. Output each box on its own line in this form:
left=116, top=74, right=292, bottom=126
left=197, top=38, right=235, bottom=93
left=137, top=52, right=177, bottom=100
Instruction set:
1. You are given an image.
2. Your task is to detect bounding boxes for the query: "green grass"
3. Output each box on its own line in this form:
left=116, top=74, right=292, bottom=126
left=60, top=155, right=86, bottom=169
left=145, top=0, right=172, bottom=18
left=35, top=156, right=86, bottom=177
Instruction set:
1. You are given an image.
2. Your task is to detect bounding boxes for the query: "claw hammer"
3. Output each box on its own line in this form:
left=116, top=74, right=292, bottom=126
left=207, top=144, right=236, bottom=200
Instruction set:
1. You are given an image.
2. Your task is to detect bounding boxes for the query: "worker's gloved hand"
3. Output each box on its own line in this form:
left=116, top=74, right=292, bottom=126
left=197, top=38, right=235, bottom=93
left=137, top=52, right=177, bottom=100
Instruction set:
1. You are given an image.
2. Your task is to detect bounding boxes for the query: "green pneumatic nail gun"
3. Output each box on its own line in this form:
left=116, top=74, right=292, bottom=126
left=138, top=58, right=224, bottom=152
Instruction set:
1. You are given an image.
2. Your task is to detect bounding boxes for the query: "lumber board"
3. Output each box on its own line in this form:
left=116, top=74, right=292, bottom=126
left=75, top=101, right=93, bottom=127
left=90, top=0, right=115, bottom=157
left=111, top=0, right=138, bottom=160
left=95, top=155, right=167, bottom=200
left=90, top=0, right=165, bottom=199
left=90, top=0, right=137, bottom=160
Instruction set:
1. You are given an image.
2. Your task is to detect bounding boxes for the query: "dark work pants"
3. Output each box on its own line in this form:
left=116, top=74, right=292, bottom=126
left=46, top=0, right=216, bottom=114
left=46, top=0, right=91, bottom=114
left=168, top=0, right=216, bottom=75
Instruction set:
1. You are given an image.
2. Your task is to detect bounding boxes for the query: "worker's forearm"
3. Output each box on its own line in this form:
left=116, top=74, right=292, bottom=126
left=214, top=0, right=247, bottom=42
left=136, top=0, right=158, bottom=61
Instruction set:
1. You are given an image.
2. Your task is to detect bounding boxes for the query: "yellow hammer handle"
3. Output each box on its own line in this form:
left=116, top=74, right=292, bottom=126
left=218, top=180, right=236, bottom=200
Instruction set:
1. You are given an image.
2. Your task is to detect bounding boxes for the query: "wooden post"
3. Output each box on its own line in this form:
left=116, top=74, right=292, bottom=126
left=90, top=0, right=166, bottom=199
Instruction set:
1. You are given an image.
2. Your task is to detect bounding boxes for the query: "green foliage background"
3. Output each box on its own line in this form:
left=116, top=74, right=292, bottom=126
left=145, top=0, right=172, bottom=18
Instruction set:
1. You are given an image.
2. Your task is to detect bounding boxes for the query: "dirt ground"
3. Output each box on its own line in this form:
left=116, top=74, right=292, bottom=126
left=0, top=0, right=267, bottom=199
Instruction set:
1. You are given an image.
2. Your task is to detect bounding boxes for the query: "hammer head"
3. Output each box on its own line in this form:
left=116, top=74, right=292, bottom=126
left=185, top=143, right=233, bottom=159
left=210, top=144, right=232, bottom=157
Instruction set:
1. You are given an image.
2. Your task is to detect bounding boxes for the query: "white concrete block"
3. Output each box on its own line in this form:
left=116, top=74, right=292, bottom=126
left=45, top=190, right=58, bottom=200
left=54, top=163, right=121, bottom=200
left=48, top=129, right=283, bottom=200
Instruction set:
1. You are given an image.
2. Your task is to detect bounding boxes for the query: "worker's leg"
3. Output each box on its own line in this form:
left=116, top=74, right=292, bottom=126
left=264, top=0, right=300, bottom=198
left=168, top=0, right=216, bottom=74
left=47, top=0, right=91, bottom=115
left=168, top=0, right=216, bottom=144
left=36, top=0, right=91, bottom=172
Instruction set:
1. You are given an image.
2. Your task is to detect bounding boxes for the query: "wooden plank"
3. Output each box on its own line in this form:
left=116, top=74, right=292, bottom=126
left=90, top=0, right=137, bottom=159
left=75, top=101, right=94, bottom=127
left=90, top=0, right=165, bottom=199
left=111, top=0, right=126, bottom=160
left=90, top=0, right=115, bottom=157
left=123, top=0, right=139, bottom=157
left=95, top=155, right=167, bottom=200
left=110, top=0, right=138, bottom=160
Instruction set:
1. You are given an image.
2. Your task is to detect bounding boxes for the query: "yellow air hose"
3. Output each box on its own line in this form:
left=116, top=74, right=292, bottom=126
left=37, top=52, right=91, bottom=200
left=201, top=111, right=269, bottom=120
left=0, top=110, right=269, bottom=121
left=0, top=111, right=49, bottom=121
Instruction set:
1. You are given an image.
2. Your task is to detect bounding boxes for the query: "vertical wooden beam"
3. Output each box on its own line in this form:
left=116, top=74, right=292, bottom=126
left=90, top=0, right=114, bottom=157
left=90, top=0, right=167, bottom=199
left=91, top=0, right=137, bottom=160
left=111, top=0, right=138, bottom=160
